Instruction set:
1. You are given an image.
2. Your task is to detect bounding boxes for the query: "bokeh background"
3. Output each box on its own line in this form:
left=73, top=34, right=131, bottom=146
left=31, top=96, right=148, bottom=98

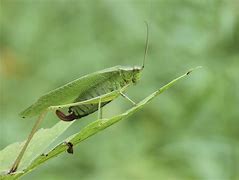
left=1, top=0, right=239, bottom=179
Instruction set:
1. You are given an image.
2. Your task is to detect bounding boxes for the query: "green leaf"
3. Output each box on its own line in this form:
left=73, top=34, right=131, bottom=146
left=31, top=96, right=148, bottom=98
left=0, top=68, right=199, bottom=179
left=0, top=121, right=73, bottom=177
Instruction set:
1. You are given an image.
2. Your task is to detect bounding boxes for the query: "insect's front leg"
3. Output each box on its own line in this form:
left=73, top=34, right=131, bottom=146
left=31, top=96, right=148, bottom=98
left=119, top=91, right=137, bottom=106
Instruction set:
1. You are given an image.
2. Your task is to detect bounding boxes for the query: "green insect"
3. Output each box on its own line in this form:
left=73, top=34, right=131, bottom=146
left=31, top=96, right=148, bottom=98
left=55, top=65, right=143, bottom=121
left=9, top=22, right=149, bottom=173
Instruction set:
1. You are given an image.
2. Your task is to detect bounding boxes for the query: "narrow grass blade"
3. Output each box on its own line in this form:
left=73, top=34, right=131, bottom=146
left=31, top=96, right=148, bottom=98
left=0, top=68, right=199, bottom=179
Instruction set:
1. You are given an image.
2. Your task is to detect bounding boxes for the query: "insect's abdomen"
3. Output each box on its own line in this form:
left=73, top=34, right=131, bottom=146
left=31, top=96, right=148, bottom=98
left=56, top=72, right=130, bottom=121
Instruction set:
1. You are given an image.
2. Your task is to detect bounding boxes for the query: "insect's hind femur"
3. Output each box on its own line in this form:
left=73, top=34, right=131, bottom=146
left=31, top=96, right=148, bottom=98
left=55, top=110, right=79, bottom=121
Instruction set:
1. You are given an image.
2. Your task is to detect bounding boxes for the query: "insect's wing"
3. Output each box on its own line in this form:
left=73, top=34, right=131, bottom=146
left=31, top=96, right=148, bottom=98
left=20, top=67, right=121, bottom=118
left=50, top=85, right=129, bottom=110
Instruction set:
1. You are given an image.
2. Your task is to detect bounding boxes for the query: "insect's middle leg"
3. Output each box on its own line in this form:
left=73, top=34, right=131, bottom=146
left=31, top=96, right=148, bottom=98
left=98, top=97, right=103, bottom=120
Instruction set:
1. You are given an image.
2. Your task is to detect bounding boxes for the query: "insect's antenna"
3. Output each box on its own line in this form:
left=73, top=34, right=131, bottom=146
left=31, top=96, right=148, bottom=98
left=142, top=21, right=149, bottom=69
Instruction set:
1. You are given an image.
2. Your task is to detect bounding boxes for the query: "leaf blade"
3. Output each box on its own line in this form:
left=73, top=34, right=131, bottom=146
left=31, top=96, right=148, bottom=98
left=0, top=68, right=199, bottom=179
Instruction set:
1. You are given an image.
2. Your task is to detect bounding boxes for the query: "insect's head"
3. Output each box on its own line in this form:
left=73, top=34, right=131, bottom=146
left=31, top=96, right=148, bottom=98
left=119, top=66, right=143, bottom=84
left=132, top=66, right=143, bottom=84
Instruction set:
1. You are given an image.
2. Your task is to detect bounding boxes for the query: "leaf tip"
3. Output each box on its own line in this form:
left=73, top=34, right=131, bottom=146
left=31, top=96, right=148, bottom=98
left=186, top=66, right=202, bottom=75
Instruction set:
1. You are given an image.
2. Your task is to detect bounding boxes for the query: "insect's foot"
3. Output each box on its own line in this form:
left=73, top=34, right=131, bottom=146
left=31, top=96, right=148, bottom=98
left=64, top=142, right=74, bottom=154
left=8, top=166, right=17, bottom=174
left=98, top=121, right=104, bottom=126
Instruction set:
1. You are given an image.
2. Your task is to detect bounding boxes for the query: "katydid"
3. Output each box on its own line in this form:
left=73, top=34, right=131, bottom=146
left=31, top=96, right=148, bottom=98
left=9, top=22, right=149, bottom=173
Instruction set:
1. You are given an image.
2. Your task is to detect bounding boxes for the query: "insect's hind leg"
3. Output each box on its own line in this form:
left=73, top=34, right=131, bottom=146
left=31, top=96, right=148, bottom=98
left=9, top=111, right=47, bottom=173
left=120, top=92, right=137, bottom=106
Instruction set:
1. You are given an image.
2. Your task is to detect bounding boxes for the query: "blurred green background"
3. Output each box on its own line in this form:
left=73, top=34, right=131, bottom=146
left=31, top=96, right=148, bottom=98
left=0, top=0, right=239, bottom=179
